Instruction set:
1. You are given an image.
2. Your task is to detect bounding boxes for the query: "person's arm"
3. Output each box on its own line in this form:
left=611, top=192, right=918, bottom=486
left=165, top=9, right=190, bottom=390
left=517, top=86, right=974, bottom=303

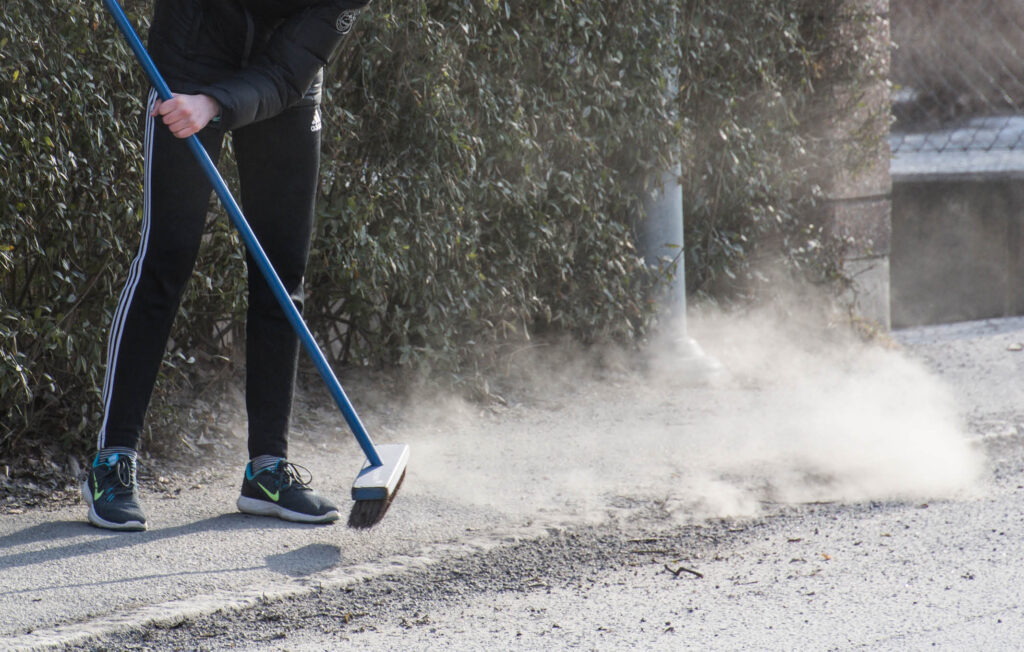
left=195, top=0, right=369, bottom=131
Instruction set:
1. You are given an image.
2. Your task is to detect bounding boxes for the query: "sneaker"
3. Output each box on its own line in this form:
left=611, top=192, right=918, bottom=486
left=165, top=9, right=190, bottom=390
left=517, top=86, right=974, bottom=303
left=81, top=453, right=147, bottom=531
left=236, top=460, right=339, bottom=524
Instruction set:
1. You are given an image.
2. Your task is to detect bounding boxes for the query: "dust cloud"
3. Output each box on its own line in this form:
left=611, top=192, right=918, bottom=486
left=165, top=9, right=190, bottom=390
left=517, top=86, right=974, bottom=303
left=394, top=306, right=984, bottom=526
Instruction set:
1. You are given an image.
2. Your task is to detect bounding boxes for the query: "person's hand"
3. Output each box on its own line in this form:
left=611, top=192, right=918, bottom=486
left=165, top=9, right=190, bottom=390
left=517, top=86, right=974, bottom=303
left=151, top=93, right=221, bottom=138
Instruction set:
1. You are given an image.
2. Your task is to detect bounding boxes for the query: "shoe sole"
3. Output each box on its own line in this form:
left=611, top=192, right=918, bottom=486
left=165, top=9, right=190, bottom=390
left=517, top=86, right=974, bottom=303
left=236, top=495, right=340, bottom=524
left=80, top=481, right=147, bottom=532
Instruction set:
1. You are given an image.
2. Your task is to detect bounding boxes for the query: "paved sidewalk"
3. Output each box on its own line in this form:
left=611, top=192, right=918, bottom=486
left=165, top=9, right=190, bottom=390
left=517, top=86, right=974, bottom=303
left=3, top=315, right=1021, bottom=649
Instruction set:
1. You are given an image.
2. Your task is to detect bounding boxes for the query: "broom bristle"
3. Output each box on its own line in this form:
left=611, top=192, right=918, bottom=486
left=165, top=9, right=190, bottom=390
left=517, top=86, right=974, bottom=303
left=347, top=470, right=405, bottom=528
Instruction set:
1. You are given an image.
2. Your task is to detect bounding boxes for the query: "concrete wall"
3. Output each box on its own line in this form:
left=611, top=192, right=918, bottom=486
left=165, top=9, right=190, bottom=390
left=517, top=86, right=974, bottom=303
left=892, top=180, right=1024, bottom=327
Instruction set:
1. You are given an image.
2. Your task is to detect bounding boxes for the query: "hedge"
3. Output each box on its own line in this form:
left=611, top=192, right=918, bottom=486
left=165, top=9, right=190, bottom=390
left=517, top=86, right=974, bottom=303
left=0, top=0, right=884, bottom=457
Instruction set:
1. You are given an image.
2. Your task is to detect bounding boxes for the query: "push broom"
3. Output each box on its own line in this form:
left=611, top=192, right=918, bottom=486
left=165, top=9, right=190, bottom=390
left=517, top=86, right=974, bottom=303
left=102, top=0, right=409, bottom=528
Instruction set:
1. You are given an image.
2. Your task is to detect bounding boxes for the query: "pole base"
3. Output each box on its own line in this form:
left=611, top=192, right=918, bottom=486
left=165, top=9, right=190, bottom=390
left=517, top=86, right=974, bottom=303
left=648, top=326, right=728, bottom=387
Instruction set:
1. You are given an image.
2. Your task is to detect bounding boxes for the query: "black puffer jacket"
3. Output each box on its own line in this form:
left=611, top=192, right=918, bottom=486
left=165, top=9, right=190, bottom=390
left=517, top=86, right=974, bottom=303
left=148, top=0, right=369, bottom=130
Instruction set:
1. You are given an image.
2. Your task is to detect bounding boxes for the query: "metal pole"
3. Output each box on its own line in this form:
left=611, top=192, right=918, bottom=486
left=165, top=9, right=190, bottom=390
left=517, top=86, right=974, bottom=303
left=641, top=3, right=723, bottom=382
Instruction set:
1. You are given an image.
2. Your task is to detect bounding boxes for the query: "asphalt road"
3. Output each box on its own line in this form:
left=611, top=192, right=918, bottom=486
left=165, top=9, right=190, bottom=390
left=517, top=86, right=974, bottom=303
left=3, top=313, right=1023, bottom=650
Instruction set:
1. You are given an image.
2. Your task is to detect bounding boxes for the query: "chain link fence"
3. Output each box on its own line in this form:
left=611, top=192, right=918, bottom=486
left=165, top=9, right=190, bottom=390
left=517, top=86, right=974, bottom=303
left=891, top=0, right=1024, bottom=155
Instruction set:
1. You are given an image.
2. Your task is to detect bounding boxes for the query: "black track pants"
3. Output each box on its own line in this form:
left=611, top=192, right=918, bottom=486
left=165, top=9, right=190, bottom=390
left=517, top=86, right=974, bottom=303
left=98, top=89, right=321, bottom=459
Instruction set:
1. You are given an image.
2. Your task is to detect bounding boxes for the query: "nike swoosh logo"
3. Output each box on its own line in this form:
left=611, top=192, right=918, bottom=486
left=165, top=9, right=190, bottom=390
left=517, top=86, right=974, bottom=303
left=256, top=482, right=279, bottom=502
left=92, top=474, right=104, bottom=502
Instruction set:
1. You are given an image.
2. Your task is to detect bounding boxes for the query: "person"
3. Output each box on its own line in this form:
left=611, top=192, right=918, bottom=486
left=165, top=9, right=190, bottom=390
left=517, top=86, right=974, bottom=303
left=82, top=0, right=370, bottom=531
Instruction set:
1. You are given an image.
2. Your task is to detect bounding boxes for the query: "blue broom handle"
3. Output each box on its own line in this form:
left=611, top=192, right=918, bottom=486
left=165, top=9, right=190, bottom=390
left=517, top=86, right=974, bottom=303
left=102, top=0, right=383, bottom=468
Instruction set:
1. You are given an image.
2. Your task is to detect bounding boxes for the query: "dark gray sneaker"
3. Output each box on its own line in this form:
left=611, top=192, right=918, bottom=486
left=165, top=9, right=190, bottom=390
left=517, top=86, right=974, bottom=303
left=236, top=460, right=339, bottom=524
left=81, top=453, right=147, bottom=531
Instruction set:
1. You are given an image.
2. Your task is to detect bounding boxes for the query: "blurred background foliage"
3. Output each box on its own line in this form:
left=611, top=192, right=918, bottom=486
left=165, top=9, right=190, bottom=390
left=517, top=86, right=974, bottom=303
left=0, top=0, right=883, bottom=460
